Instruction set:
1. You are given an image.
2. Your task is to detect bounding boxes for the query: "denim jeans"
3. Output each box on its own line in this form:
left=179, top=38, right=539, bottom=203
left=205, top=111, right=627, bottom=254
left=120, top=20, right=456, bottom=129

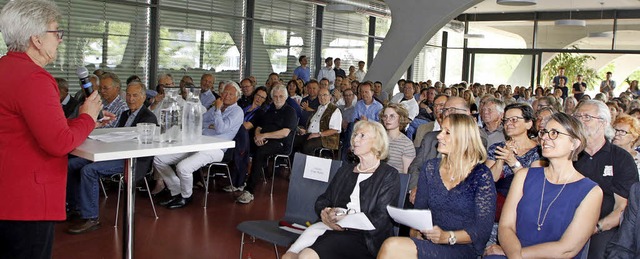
left=68, top=157, right=124, bottom=219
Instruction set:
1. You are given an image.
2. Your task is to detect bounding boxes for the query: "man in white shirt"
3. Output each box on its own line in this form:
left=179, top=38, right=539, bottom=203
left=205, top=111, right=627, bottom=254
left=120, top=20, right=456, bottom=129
left=355, top=60, right=366, bottom=82
left=317, top=57, right=336, bottom=90
left=391, top=80, right=419, bottom=120
left=296, top=88, right=342, bottom=155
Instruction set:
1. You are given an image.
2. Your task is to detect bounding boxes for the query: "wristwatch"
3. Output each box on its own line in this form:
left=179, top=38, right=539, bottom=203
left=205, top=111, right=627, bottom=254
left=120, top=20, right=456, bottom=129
left=448, top=231, right=457, bottom=245
left=511, top=161, right=522, bottom=169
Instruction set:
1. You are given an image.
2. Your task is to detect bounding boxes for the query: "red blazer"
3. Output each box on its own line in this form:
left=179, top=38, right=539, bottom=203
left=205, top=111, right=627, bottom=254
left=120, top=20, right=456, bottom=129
left=0, top=52, right=95, bottom=221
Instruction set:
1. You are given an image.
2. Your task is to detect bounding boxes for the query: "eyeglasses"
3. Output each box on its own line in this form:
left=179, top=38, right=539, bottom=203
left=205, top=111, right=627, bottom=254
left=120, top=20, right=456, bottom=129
left=538, top=129, right=571, bottom=140
left=335, top=208, right=356, bottom=216
left=574, top=114, right=603, bottom=122
left=46, top=30, right=64, bottom=40
left=440, top=107, right=467, bottom=114
left=381, top=114, right=398, bottom=120
left=254, top=95, right=267, bottom=100
left=502, top=116, right=524, bottom=124
left=614, top=128, right=629, bottom=136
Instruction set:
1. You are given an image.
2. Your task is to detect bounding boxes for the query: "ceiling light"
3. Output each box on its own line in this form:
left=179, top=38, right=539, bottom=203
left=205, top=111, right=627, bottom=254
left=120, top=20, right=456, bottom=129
left=588, top=32, right=613, bottom=38
left=497, top=0, right=536, bottom=6
left=554, top=19, right=586, bottom=26
left=326, top=4, right=357, bottom=13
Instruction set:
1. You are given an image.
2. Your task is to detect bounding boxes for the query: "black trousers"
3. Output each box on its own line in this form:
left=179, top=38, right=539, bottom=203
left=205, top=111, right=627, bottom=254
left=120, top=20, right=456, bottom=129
left=0, top=220, right=55, bottom=259
left=245, top=140, right=287, bottom=194
left=588, top=227, right=617, bottom=259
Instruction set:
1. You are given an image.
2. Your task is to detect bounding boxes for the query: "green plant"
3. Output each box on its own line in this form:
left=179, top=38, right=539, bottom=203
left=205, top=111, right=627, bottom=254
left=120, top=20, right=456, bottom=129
left=542, top=48, right=600, bottom=90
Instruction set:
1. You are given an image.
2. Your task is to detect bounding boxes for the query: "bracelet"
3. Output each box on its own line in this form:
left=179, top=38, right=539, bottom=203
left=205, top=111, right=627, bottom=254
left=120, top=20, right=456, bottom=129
left=596, top=223, right=603, bottom=233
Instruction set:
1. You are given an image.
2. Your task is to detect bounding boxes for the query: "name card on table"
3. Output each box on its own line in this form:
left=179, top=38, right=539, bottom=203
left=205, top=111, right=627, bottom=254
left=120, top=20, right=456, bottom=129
left=303, top=156, right=331, bottom=182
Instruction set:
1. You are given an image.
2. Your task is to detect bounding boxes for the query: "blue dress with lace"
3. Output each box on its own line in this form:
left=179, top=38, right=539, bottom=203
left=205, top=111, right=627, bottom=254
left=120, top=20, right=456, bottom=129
left=411, top=158, right=497, bottom=258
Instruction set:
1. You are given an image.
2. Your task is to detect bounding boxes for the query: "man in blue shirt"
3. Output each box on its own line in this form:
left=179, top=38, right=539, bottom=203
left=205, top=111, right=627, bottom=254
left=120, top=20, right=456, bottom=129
left=352, top=81, right=383, bottom=122
left=292, top=55, right=310, bottom=84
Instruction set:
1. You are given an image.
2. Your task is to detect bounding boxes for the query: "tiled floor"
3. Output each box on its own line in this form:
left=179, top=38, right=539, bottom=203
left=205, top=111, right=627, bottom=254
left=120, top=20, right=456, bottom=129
left=53, top=175, right=290, bottom=259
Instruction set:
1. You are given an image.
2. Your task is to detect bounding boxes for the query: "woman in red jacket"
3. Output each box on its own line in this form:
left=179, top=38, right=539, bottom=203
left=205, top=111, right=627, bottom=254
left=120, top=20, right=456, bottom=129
left=0, top=1, right=106, bottom=258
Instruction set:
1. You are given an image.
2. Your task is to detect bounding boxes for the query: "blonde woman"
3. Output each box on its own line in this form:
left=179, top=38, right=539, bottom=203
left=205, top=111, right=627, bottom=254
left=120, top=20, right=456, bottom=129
left=380, top=103, right=415, bottom=174
left=283, top=120, right=400, bottom=259
left=378, top=114, right=496, bottom=258
left=463, top=89, right=478, bottom=115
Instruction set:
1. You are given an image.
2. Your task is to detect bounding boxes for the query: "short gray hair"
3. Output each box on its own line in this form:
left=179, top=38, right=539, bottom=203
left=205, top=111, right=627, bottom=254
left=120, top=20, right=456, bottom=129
left=271, top=84, right=288, bottom=99
left=0, top=0, right=61, bottom=52
left=223, top=80, right=242, bottom=98
left=484, top=97, right=505, bottom=114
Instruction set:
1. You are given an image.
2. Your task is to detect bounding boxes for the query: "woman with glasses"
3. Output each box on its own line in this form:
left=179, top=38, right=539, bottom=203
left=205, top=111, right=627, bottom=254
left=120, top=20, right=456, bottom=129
left=0, top=1, right=108, bottom=257
left=380, top=103, right=415, bottom=174
left=485, top=113, right=602, bottom=258
left=378, top=114, right=496, bottom=259
left=612, top=115, right=640, bottom=178
left=283, top=120, right=400, bottom=259
left=484, top=103, right=542, bottom=245
left=242, top=86, right=269, bottom=129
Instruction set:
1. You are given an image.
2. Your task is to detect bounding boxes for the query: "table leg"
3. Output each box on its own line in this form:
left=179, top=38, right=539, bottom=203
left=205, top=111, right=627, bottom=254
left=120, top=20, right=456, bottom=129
left=123, top=158, right=136, bottom=259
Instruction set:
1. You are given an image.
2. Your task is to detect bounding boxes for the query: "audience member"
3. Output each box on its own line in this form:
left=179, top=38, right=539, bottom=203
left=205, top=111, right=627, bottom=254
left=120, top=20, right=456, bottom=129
left=56, top=77, right=79, bottom=118
left=600, top=71, right=616, bottom=97
left=300, top=79, right=321, bottom=125
left=378, top=114, right=496, bottom=259
left=237, top=85, right=297, bottom=204
left=573, top=74, right=587, bottom=100
left=154, top=81, right=243, bottom=209
left=355, top=61, right=366, bottom=82
left=352, top=81, right=383, bottom=122
left=605, top=182, right=640, bottom=257
left=413, top=95, right=448, bottom=148
left=317, top=57, right=336, bottom=90
left=391, top=80, right=419, bottom=120
left=611, top=115, right=640, bottom=179
left=333, top=58, right=346, bottom=79
left=480, top=98, right=506, bottom=148
left=287, top=79, right=302, bottom=104
left=67, top=82, right=156, bottom=234
left=373, top=81, right=389, bottom=105
left=295, top=88, right=342, bottom=155
left=293, top=55, right=310, bottom=83
left=199, top=73, right=216, bottom=109
left=284, top=120, right=400, bottom=259
left=98, top=72, right=128, bottom=128
left=381, top=103, right=415, bottom=174
left=573, top=100, right=639, bottom=258
left=563, top=96, right=578, bottom=114
left=485, top=113, right=602, bottom=259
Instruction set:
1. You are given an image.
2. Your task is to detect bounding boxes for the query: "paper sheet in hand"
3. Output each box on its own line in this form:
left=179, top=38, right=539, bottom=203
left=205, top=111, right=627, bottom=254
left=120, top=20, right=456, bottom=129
left=336, top=213, right=375, bottom=230
left=303, top=156, right=331, bottom=182
left=89, top=131, right=138, bottom=143
left=386, top=205, right=433, bottom=230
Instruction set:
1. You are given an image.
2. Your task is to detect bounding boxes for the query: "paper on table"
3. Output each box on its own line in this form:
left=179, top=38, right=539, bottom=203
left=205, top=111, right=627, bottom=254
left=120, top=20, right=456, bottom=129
left=89, top=131, right=138, bottom=143
left=303, top=156, right=332, bottom=182
left=336, top=213, right=375, bottom=230
left=386, top=205, right=433, bottom=231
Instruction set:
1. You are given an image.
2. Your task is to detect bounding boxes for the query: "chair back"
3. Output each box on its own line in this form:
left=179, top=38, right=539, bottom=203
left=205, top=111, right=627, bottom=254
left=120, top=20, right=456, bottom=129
left=283, top=152, right=342, bottom=225
left=394, top=173, right=411, bottom=236
left=282, top=118, right=300, bottom=156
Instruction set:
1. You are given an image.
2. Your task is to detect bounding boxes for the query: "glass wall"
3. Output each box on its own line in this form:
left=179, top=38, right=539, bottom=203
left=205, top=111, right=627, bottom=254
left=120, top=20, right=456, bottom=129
left=321, top=12, right=369, bottom=74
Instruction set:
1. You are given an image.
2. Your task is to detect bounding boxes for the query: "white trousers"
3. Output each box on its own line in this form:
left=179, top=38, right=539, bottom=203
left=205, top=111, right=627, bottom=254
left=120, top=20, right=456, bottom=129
left=153, top=149, right=224, bottom=198
left=287, top=222, right=331, bottom=254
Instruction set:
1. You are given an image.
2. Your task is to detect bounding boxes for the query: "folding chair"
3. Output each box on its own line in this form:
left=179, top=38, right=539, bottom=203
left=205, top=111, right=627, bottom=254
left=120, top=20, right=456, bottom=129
left=394, top=173, right=410, bottom=236
left=266, top=121, right=298, bottom=197
left=237, top=152, right=342, bottom=259
left=114, top=158, right=159, bottom=227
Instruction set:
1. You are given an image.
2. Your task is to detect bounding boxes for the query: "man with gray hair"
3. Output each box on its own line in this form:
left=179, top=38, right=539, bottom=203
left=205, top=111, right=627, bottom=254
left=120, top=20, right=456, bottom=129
left=98, top=72, right=128, bottom=128
left=237, top=85, right=297, bottom=204
left=154, top=81, right=243, bottom=209
left=480, top=97, right=506, bottom=147
left=573, top=100, right=638, bottom=258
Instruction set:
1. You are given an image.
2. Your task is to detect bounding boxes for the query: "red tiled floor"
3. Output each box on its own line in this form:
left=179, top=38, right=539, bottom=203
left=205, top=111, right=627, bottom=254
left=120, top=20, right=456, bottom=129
left=53, top=175, right=290, bottom=259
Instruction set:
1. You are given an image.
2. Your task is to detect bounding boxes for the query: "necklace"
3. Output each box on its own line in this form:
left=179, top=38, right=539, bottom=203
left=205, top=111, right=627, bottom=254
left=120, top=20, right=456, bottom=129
left=356, top=160, right=380, bottom=172
left=536, top=170, right=574, bottom=231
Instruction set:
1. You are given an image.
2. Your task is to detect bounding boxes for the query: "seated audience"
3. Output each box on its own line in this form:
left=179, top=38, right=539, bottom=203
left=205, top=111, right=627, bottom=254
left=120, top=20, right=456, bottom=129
left=480, top=98, right=506, bottom=148
left=573, top=100, right=639, bottom=258
left=352, top=81, right=383, bottom=122
left=67, top=82, right=156, bottom=234
left=612, top=115, right=640, bottom=178
left=283, top=120, right=400, bottom=259
left=380, top=103, right=415, bottom=174
left=485, top=113, right=603, bottom=258
left=378, top=114, right=496, bottom=259
left=56, top=77, right=79, bottom=118
left=98, top=72, right=128, bottom=128
left=154, top=81, right=243, bottom=209
left=300, top=80, right=320, bottom=125
left=563, top=96, right=577, bottom=114
left=243, top=86, right=269, bottom=130
left=287, top=79, right=302, bottom=104
left=237, top=85, right=297, bottom=204
left=199, top=73, right=216, bottom=109
left=391, top=80, right=419, bottom=120
left=295, top=87, right=342, bottom=156
left=413, top=94, right=448, bottom=148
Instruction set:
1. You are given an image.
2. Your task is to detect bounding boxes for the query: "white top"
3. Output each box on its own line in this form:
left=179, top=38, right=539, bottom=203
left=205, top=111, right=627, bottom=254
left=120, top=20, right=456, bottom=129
left=355, top=70, right=366, bottom=82
left=71, top=127, right=235, bottom=162
left=336, top=96, right=357, bottom=107
left=346, top=173, right=373, bottom=213
left=390, top=92, right=404, bottom=103
left=317, top=67, right=336, bottom=90
left=399, top=98, right=419, bottom=120
left=307, top=104, right=342, bottom=133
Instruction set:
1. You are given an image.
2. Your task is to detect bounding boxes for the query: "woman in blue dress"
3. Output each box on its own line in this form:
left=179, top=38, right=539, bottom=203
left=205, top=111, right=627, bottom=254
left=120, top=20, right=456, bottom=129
left=378, top=114, right=496, bottom=258
left=484, top=113, right=603, bottom=258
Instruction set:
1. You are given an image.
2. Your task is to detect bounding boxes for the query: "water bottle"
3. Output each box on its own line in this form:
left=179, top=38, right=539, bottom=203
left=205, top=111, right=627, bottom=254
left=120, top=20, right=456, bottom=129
left=160, top=89, right=181, bottom=143
left=182, top=89, right=206, bottom=142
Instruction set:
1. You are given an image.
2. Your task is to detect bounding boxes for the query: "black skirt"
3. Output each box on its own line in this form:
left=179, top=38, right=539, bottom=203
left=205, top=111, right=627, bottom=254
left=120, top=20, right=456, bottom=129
left=309, top=230, right=373, bottom=259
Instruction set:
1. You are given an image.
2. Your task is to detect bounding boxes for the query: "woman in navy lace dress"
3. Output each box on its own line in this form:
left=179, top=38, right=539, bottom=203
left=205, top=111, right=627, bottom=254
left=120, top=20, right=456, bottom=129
left=378, top=114, right=496, bottom=258
left=485, top=113, right=602, bottom=258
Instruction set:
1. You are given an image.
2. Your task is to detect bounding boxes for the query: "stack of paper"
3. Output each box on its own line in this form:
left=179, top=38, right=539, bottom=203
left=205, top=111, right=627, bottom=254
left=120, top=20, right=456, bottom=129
left=89, top=131, right=138, bottom=143
left=386, top=205, right=433, bottom=230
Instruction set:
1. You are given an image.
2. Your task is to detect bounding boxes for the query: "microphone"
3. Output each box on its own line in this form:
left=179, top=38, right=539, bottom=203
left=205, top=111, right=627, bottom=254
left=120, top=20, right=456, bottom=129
left=76, top=66, right=94, bottom=98
left=76, top=66, right=103, bottom=121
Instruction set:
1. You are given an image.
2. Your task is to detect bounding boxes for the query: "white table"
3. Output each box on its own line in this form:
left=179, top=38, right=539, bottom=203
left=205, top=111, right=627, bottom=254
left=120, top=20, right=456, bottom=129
left=71, top=128, right=235, bottom=259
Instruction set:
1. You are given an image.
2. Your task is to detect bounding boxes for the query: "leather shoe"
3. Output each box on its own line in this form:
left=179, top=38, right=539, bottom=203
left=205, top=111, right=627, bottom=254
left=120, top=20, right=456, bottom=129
left=159, top=195, right=179, bottom=206
left=67, top=218, right=101, bottom=234
left=167, top=196, right=192, bottom=209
